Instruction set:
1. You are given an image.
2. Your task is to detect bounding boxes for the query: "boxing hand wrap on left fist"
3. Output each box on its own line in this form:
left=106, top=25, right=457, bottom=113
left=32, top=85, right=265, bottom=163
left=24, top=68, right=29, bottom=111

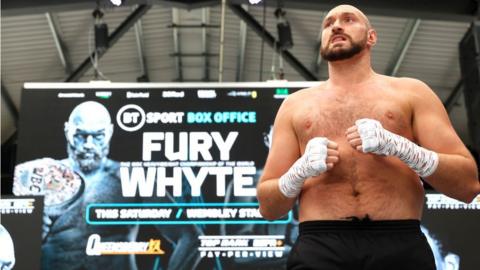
left=355, top=118, right=439, bottom=178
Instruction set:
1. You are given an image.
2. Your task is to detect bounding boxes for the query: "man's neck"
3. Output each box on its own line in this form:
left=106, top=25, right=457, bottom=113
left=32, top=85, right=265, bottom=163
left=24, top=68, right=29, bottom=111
left=326, top=51, right=375, bottom=87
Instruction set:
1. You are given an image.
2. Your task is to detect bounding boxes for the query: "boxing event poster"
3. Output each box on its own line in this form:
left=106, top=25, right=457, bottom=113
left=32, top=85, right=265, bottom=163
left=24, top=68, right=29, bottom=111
left=13, top=82, right=318, bottom=270
left=421, top=192, right=480, bottom=270
left=0, top=196, right=44, bottom=270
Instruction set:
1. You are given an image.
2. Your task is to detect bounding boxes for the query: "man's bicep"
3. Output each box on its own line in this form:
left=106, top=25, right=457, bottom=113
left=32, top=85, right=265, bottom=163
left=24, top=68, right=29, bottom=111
left=260, top=103, right=300, bottom=183
left=412, top=84, right=470, bottom=156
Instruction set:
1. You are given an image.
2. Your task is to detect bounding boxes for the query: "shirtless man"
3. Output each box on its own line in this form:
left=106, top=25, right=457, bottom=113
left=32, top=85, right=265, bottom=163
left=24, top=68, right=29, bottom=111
left=257, top=4, right=480, bottom=270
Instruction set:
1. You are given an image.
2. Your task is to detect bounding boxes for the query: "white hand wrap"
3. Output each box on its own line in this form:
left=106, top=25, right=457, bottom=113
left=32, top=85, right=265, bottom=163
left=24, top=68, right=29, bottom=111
left=279, top=137, right=329, bottom=198
left=355, top=118, right=439, bottom=178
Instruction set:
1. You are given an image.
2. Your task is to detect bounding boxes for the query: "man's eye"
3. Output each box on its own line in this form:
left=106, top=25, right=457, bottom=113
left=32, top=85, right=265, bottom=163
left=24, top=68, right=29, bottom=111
left=94, top=134, right=105, bottom=141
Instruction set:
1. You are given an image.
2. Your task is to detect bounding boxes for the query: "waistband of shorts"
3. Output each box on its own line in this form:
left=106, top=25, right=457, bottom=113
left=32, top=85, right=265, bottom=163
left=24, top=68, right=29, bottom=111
left=299, top=219, right=421, bottom=234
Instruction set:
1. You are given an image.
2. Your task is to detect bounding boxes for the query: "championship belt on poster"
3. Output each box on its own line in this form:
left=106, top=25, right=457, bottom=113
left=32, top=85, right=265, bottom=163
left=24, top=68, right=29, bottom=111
left=13, top=158, right=84, bottom=217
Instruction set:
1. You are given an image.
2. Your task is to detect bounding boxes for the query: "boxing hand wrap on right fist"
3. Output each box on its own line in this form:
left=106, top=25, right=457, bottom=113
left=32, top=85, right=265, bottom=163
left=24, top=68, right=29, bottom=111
left=279, top=137, right=329, bottom=198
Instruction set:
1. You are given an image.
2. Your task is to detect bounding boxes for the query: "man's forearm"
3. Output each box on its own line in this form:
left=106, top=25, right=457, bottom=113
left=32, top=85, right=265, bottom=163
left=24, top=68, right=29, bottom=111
left=424, top=153, right=480, bottom=203
left=258, top=137, right=336, bottom=220
left=352, top=119, right=480, bottom=203
left=257, top=179, right=297, bottom=220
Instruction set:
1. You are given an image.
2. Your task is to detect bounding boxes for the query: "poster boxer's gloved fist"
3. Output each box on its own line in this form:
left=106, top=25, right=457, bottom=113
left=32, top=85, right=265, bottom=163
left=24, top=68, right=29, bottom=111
left=346, top=118, right=439, bottom=178
left=279, top=137, right=339, bottom=198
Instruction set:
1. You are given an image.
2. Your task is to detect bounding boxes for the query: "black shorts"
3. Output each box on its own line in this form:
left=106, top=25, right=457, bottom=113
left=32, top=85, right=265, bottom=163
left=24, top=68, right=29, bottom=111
left=287, top=219, right=435, bottom=270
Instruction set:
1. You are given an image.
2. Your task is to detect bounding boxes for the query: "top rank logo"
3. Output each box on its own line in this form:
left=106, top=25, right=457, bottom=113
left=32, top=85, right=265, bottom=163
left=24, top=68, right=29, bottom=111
left=116, top=104, right=146, bottom=132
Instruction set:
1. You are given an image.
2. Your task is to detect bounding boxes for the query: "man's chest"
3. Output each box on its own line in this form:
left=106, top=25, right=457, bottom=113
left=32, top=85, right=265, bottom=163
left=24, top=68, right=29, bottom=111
left=292, top=90, right=413, bottom=143
left=82, top=173, right=129, bottom=203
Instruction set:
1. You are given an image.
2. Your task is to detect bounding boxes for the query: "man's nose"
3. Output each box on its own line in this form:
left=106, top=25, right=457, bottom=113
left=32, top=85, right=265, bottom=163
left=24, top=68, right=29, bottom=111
left=332, top=23, right=343, bottom=33
left=83, top=135, right=95, bottom=148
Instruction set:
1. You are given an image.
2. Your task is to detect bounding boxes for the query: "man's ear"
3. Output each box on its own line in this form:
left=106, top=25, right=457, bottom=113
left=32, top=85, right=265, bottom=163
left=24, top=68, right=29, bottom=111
left=367, top=28, right=377, bottom=47
left=105, top=124, right=114, bottom=143
left=64, top=122, right=70, bottom=139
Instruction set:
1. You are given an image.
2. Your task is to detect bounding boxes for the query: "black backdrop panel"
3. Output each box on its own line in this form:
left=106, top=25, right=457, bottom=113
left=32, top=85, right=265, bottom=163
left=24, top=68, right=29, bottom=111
left=14, top=82, right=315, bottom=270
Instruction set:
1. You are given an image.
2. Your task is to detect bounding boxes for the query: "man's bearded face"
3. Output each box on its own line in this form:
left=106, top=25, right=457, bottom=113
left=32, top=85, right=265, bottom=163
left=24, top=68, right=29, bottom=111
left=65, top=101, right=113, bottom=174
left=320, top=32, right=367, bottom=61
left=67, top=128, right=110, bottom=173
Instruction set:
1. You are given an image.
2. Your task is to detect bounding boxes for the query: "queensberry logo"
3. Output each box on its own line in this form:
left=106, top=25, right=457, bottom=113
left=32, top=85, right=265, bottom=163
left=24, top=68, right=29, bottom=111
left=86, top=234, right=165, bottom=256
left=186, top=111, right=256, bottom=124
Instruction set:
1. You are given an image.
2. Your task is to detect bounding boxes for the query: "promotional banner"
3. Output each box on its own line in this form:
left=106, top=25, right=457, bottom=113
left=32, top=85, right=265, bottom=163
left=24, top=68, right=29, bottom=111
left=0, top=195, right=44, bottom=270
left=13, top=82, right=318, bottom=270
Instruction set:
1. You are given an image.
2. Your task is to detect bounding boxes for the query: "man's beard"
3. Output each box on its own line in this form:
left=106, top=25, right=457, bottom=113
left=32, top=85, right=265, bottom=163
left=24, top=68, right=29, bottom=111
left=320, top=35, right=366, bottom=61
left=67, top=144, right=108, bottom=174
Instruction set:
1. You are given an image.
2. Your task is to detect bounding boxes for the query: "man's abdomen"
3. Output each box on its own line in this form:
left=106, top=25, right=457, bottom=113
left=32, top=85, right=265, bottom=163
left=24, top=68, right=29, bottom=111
left=298, top=141, right=425, bottom=221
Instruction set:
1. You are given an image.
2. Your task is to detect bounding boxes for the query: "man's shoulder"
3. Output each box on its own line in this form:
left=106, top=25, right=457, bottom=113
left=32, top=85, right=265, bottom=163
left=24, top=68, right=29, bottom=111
left=104, top=159, right=120, bottom=172
left=381, top=75, right=439, bottom=107
left=382, top=75, right=429, bottom=91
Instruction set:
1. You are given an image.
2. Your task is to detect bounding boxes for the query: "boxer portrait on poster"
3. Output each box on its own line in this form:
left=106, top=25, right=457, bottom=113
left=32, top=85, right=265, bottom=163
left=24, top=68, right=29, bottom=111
left=14, top=101, right=202, bottom=270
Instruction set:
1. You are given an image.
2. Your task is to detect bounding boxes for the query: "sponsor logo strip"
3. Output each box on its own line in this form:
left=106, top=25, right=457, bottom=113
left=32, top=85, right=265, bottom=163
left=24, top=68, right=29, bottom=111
left=425, top=194, right=480, bottom=210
